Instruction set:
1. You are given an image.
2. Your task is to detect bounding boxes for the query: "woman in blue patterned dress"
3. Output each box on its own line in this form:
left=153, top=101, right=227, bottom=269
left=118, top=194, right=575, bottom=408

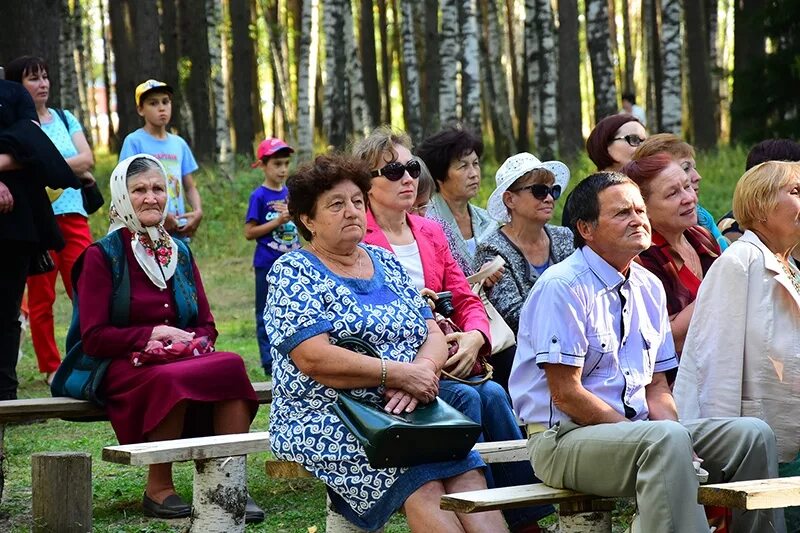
left=264, top=154, right=508, bottom=532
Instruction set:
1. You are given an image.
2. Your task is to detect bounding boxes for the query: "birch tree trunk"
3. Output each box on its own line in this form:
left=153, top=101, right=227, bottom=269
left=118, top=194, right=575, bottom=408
left=524, top=0, right=541, bottom=139
left=60, top=0, right=78, bottom=112
left=264, top=0, right=293, bottom=141
left=98, top=0, right=118, bottom=151
left=483, top=0, right=514, bottom=157
left=343, top=0, right=371, bottom=138
left=460, top=0, right=482, bottom=136
left=207, top=0, right=231, bottom=165
left=439, top=0, right=459, bottom=127
left=659, top=0, right=682, bottom=135
left=584, top=0, right=618, bottom=122
left=322, top=0, right=348, bottom=149
left=399, top=0, right=423, bottom=143
left=684, top=0, right=716, bottom=149
left=704, top=0, right=720, bottom=138
left=510, top=0, right=528, bottom=151
left=296, top=0, right=319, bottom=161
left=557, top=0, right=583, bottom=159
left=534, top=0, right=558, bottom=159
left=642, top=0, right=661, bottom=130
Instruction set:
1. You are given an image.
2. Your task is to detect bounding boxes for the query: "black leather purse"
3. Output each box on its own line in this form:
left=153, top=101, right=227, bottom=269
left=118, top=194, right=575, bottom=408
left=81, top=182, right=104, bottom=214
left=331, top=337, right=482, bottom=469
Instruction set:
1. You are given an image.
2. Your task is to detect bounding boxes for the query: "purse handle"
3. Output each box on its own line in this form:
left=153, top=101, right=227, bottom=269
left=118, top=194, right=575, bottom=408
left=466, top=255, right=505, bottom=286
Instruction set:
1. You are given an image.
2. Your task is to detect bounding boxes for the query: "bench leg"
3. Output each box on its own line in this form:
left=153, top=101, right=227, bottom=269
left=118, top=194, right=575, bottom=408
left=325, top=494, right=384, bottom=533
left=189, top=456, right=247, bottom=533
left=31, top=452, right=92, bottom=533
left=558, top=500, right=613, bottom=533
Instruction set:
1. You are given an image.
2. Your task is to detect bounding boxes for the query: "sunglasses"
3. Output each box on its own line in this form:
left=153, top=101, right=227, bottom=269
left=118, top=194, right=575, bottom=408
left=513, top=184, right=562, bottom=201
left=611, top=134, right=645, bottom=147
left=371, top=159, right=421, bottom=181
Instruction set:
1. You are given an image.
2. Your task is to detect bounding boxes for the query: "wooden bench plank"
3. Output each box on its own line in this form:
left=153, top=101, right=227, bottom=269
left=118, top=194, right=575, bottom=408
left=440, top=483, right=598, bottom=513
left=0, top=381, right=272, bottom=424
left=103, top=432, right=271, bottom=466
left=698, top=476, right=800, bottom=510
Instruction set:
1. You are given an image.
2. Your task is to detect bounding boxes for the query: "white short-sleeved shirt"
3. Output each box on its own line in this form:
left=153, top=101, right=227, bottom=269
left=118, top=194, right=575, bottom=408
left=510, top=246, right=678, bottom=427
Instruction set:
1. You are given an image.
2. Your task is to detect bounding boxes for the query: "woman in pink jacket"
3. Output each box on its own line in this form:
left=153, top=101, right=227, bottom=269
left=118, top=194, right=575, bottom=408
left=356, top=126, right=552, bottom=533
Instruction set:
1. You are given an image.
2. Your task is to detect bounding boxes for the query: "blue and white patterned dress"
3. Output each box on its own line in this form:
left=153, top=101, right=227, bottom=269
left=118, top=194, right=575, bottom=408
left=264, top=244, right=484, bottom=530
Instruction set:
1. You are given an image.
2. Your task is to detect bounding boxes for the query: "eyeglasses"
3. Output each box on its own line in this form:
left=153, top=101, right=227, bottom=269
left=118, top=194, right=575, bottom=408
left=371, top=159, right=421, bottom=181
left=409, top=203, right=430, bottom=216
left=611, top=134, right=645, bottom=147
left=513, top=184, right=562, bottom=201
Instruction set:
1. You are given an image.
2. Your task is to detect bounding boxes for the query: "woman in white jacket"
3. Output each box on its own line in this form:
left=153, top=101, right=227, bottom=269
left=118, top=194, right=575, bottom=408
left=674, top=160, right=800, bottom=529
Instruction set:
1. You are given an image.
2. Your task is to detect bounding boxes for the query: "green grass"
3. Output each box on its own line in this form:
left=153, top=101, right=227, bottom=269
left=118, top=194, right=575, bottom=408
left=1, top=146, right=748, bottom=531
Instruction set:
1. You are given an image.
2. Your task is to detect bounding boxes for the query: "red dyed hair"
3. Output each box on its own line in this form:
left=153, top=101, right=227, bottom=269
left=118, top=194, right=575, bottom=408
left=620, top=152, right=674, bottom=198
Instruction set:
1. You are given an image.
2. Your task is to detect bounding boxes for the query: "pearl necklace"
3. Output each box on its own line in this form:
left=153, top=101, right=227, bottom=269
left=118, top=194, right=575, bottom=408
left=310, top=242, right=364, bottom=278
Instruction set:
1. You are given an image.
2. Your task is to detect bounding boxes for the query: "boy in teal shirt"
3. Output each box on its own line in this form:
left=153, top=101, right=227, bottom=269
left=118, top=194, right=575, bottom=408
left=120, top=80, right=202, bottom=240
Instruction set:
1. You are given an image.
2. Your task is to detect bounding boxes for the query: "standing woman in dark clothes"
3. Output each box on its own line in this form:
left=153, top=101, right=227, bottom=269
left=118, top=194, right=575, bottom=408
left=0, top=77, right=74, bottom=400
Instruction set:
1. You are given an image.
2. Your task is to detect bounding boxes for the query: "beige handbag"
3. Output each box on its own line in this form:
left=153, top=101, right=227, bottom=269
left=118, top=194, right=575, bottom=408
left=467, top=256, right=516, bottom=354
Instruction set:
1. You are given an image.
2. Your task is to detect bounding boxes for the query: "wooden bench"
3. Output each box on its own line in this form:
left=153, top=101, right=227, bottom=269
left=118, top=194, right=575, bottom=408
left=266, top=439, right=611, bottom=533
left=0, top=381, right=272, bottom=498
left=104, top=431, right=271, bottom=533
left=698, top=476, right=800, bottom=510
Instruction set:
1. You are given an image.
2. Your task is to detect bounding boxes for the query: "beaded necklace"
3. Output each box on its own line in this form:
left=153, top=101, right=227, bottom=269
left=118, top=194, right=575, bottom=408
left=775, top=254, right=800, bottom=294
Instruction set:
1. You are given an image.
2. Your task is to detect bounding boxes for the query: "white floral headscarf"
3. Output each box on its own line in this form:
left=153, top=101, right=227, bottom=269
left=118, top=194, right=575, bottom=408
left=108, top=154, right=178, bottom=289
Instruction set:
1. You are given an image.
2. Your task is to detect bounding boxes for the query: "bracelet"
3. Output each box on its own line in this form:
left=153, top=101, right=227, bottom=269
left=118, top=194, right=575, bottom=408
left=379, top=358, right=387, bottom=389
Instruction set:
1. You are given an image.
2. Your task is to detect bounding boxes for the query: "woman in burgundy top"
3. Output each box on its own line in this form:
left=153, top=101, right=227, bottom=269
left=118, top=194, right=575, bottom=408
left=76, top=155, right=261, bottom=521
left=621, top=153, right=720, bottom=354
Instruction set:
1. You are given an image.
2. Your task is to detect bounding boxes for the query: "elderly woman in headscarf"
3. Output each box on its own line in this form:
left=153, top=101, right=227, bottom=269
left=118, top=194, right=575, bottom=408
left=70, top=155, right=263, bottom=521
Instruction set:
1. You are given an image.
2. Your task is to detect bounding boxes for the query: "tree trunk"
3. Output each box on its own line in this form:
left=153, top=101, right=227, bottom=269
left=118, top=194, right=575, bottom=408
left=181, top=0, right=215, bottom=160
left=557, top=0, right=583, bottom=159
left=59, top=0, right=79, bottom=114
left=208, top=0, right=231, bottom=164
left=399, top=0, right=423, bottom=143
left=643, top=0, right=661, bottom=130
left=704, top=0, right=720, bottom=139
left=621, top=0, right=635, bottom=93
left=730, top=0, right=766, bottom=143
left=659, top=0, right=682, bottom=135
left=533, top=0, right=558, bottom=159
left=422, top=0, right=440, bottom=136
left=160, top=0, right=184, bottom=136
left=439, top=0, right=459, bottom=127
left=322, top=0, right=348, bottom=149
left=511, top=0, right=528, bottom=151
left=229, top=0, right=257, bottom=155
left=584, top=0, right=618, bottom=122
left=524, top=0, right=541, bottom=141
left=263, top=0, right=290, bottom=140
left=296, top=0, right=319, bottom=161
left=99, top=0, right=118, bottom=151
left=483, top=0, right=514, bottom=157
left=343, top=0, right=371, bottom=138
left=460, top=0, right=482, bottom=136
left=377, top=0, right=391, bottom=124
left=83, top=1, right=100, bottom=145
left=359, top=0, right=381, bottom=129
left=0, top=0, right=63, bottom=107
left=684, top=0, right=716, bottom=149
left=73, top=0, right=91, bottom=138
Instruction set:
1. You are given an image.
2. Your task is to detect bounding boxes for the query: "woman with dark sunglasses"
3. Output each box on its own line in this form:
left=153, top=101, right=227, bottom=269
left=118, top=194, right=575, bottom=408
left=474, top=153, right=574, bottom=389
left=561, top=113, right=646, bottom=228
left=354, top=127, right=555, bottom=533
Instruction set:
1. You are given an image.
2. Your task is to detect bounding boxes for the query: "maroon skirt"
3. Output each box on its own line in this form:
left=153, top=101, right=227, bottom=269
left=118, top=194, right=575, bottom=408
left=101, top=352, right=259, bottom=445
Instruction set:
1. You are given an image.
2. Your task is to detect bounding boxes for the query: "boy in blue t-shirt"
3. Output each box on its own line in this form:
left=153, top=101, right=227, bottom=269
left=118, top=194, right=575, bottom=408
left=245, top=138, right=300, bottom=375
left=120, top=80, right=202, bottom=241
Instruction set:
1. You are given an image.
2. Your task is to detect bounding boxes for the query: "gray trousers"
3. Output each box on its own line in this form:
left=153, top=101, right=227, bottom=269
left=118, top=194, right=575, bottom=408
left=528, top=417, right=786, bottom=533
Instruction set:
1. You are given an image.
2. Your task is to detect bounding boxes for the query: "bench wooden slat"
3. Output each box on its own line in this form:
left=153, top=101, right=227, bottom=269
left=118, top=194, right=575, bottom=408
left=471, top=439, right=528, bottom=463
left=440, top=483, right=598, bottom=513
left=698, top=476, right=800, bottom=510
left=0, top=381, right=272, bottom=424
left=103, top=431, right=271, bottom=465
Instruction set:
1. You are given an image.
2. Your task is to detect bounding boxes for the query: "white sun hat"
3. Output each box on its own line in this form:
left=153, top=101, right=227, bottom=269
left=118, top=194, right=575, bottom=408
left=486, top=152, right=570, bottom=223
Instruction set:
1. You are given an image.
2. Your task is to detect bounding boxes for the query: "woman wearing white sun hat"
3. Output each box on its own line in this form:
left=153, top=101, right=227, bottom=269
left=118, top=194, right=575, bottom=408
left=475, top=153, right=574, bottom=338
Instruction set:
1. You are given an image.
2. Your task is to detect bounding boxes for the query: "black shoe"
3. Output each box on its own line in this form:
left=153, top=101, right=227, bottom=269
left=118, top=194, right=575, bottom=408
left=245, top=495, right=265, bottom=524
left=142, top=492, right=191, bottom=519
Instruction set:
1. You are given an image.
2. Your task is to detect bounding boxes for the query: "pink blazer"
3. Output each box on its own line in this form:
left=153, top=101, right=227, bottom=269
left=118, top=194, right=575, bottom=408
left=364, top=210, right=491, bottom=353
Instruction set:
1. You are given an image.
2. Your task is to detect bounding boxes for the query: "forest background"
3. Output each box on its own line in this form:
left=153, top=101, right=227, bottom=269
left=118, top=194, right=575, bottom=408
left=0, top=0, right=797, bottom=531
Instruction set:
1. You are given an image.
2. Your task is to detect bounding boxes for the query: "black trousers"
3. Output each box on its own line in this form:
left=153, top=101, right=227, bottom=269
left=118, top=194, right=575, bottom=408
left=0, top=248, right=31, bottom=400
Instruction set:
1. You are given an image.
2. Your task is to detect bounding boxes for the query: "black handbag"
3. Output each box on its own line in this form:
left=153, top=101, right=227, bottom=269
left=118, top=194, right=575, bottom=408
left=331, top=337, right=482, bottom=469
left=29, top=250, right=55, bottom=275
left=81, top=182, right=104, bottom=214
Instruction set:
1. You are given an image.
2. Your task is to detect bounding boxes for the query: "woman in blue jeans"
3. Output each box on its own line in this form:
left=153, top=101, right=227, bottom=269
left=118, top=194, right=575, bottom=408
left=356, top=127, right=552, bottom=532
